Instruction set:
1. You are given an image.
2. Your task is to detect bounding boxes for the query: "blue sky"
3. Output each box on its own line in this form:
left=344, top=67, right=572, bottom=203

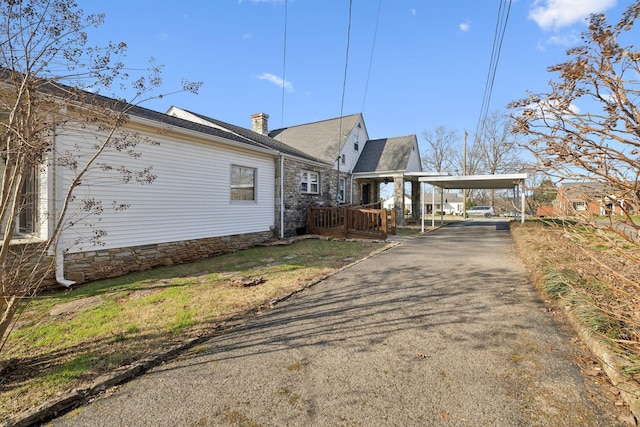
left=82, top=0, right=624, bottom=144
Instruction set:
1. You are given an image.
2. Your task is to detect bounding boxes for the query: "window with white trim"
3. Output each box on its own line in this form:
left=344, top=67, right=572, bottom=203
left=0, top=165, right=38, bottom=236
left=230, top=165, right=256, bottom=201
left=572, top=201, right=587, bottom=211
left=301, top=171, right=319, bottom=194
left=338, top=177, right=346, bottom=202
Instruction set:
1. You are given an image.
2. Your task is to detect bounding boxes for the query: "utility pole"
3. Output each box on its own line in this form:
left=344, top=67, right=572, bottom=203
left=463, top=130, right=467, bottom=218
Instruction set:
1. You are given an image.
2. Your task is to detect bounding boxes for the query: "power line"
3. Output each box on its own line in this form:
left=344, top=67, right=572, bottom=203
left=474, top=0, right=512, bottom=143
left=362, top=0, right=382, bottom=114
left=337, top=0, right=353, bottom=202
left=337, top=0, right=353, bottom=153
left=280, top=0, right=288, bottom=129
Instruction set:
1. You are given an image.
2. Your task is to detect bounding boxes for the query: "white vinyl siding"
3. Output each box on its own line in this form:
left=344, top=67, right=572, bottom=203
left=55, top=126, right=275, bottom=254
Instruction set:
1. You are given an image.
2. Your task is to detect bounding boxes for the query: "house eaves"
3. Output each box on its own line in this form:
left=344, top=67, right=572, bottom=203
left=6, top=75, right=277, bottom=156
left=128, top=113, right=279, bottom=157
left=167, top=107, right=331, bottom=167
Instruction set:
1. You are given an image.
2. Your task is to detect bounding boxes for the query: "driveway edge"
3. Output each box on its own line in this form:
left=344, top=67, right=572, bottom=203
left=1, top=239, right=400, bottom=427
left=564, top=305, right=640, bottom=422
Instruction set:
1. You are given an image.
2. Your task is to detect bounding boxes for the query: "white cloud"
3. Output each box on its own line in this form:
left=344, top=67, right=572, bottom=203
left=524, top=98, right=581, bottom=119
left=459, top=21, right=471, bottom=32
left=256, top=73, right=293, bottom=92
left=529, top=0, right=616, bottom=30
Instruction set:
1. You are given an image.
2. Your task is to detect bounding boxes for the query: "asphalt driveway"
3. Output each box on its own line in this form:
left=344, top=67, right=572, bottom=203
left=50, top=220, right=623, bottom=426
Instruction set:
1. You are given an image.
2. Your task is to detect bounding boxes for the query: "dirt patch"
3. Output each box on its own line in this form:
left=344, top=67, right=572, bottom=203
left=49, top=296, right=103, bottom=316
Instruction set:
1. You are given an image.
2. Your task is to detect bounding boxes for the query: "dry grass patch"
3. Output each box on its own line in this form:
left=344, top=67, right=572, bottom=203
left=511, top=221, right=640, bottom=377
left=0, top=238, right=389, bottom=419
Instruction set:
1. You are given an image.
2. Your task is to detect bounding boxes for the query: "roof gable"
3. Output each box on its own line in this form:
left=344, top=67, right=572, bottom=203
left=353, top=135, right=420, bottom=174
left=268, top=113, right=363, bottom=164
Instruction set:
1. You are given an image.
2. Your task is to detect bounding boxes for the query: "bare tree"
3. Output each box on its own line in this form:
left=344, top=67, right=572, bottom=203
left=509, top=1, right=640, bottom=242
left=421, top=126, right=459, bottom=173
left=509, top=2, right=640, bottom=363
left=0, top=0, right=200, bottom=348
left=476, top=110, right=521, bottom=175
left=472, top=111, right=523, bottom=206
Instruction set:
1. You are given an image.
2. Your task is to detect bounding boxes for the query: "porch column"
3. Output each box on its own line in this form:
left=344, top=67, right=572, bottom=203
left=411, top=180, right=420, bottom=222
left=393, top=175, right=405, bottom=227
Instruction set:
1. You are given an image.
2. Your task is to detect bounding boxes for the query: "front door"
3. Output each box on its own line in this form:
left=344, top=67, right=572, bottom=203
left=362, top=183, right=370, bottom=205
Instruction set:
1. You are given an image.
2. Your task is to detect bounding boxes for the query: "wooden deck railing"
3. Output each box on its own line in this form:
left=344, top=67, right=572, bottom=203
left=307, top=204, right=396, bottom=239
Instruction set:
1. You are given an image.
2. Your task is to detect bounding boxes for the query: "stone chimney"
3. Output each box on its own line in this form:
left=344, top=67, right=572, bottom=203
left=251, top=113, right=269, bottom=135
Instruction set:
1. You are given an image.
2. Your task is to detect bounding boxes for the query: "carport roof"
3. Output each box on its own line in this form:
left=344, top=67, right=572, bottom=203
left=410, top=173, right=528, bottom=190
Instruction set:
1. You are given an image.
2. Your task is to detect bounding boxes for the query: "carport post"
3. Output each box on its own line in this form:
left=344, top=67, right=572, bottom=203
left=431, top=186, right=435, bottom=227
left=421, top=181, right=425, bottom=232
left=520, top=182, right=525, bottom=224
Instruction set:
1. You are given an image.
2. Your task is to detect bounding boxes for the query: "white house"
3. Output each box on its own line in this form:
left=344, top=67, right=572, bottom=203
left=6, top=84, right=424, bottom=288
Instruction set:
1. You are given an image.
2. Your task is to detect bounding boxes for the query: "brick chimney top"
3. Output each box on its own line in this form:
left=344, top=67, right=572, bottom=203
left=251, top=113, right=269, bottom=135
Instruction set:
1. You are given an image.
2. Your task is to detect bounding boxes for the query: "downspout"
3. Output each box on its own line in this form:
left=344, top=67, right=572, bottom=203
left=56, top=250, right=75, bottom=287
left=279, top=154, right=284, bottom=239
left=52, top=125, right=75, bottom=288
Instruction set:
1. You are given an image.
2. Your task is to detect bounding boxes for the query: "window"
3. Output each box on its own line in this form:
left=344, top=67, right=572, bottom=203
left=230, top=165, right=256, bottom=201
left=341, top=154, right=346, bottom=164
left=354, top=139, right=359, bottom=151
left=338, top=177, right=346, bottom=202
left=18, top=168, right=37, bottom=233
left=301, top=171, right=319, bottom=194
left=572, top=201, right=587, bottom=211
left=0, top=165, right=38, bottom=236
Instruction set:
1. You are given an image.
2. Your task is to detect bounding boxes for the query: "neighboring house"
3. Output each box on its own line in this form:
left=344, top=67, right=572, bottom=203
left=383, top=195, right=412, bottom=213
left=554, top=182, right=636, bottom=216
left=421, top=192, right=465, bottom=215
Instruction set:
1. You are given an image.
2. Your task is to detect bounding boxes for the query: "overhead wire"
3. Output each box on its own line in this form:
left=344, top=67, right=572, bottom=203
left=337, top=0, right=353, bottom=157
left=361, top=0, right=383, bottom=114
left=474, top=0, right=512, bottom=144
left=280, top=0, right=288, bottom=129
left=336, top=0, right=353, bottom=202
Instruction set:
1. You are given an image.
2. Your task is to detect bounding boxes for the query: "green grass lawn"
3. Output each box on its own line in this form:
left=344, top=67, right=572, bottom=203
left=0, top=238, right=390, bottom=419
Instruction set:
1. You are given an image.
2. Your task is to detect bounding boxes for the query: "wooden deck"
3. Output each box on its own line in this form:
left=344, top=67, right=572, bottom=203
left=307, top=203, right=396, bottom=240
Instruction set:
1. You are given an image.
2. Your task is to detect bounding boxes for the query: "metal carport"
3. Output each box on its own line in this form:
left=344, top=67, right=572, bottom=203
left=406, top=173, right=528, bottom=231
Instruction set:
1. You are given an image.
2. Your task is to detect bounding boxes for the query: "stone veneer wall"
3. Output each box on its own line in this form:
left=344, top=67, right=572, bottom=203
left=62, top=230, right=274, bottom=285
left=280, top=157, right=350, bottom=237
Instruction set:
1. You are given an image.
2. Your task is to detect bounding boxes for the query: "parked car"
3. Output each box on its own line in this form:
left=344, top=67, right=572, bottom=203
left=465, top=206, right=496, bottom=218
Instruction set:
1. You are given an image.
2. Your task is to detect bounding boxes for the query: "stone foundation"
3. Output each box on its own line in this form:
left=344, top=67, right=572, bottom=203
left=61, top=231, right=274, bottom=285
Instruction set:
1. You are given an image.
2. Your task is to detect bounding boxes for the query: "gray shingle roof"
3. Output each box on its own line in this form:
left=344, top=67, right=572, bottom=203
left=169, top=108, right=328, bottom=164
left=269, top=114, right=362, bottom=164
left=127, top=105, right=272, bottom=151
left=23, top=76, right=273, bottom=152
left=353, top=135, right=417, bottom=173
